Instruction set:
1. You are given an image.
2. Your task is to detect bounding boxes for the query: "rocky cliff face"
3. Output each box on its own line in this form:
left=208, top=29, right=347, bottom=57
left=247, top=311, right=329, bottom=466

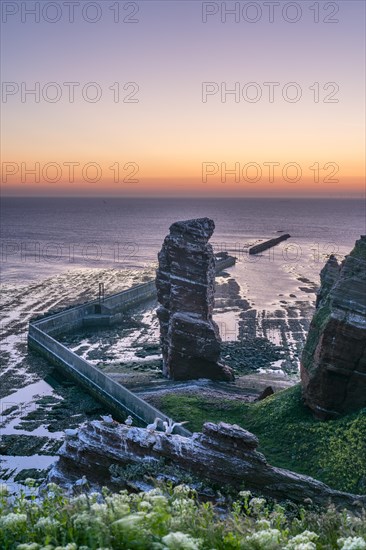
left=50, top=420, right=365, bottom=509
left=301, top=236, right=366, bottom=419
left=315, top=254, right=341, bottom=308
left=156, top=218, right=233, bottom=381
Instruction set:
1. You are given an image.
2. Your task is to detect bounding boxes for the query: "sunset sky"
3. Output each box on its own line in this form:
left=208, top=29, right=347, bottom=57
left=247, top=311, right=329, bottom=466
left=1, top=0, right=365, bottom=197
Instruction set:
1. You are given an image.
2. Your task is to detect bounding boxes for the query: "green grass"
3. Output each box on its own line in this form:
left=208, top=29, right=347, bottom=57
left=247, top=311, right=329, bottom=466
left=159, top=385, right=366, bottom=494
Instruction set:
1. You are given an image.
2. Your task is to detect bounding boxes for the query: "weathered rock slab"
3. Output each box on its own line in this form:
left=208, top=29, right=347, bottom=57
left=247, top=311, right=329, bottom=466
left=51, top=420, right=366, bottom=510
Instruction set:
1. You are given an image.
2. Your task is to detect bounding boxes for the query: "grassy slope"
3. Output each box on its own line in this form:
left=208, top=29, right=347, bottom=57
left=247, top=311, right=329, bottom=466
left=159, top=385, right=366, bottom=494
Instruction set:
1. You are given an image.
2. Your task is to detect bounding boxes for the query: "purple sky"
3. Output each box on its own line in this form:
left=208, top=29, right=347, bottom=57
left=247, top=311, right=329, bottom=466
left=1, top=1, right=365, bottom=196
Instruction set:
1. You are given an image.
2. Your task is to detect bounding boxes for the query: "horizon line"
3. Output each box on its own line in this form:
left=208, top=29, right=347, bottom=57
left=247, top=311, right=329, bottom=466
left=1, top=194, right=365, bottom=200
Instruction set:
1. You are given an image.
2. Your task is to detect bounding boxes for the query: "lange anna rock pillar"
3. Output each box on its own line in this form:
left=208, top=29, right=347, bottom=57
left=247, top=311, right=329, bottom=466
left=156, top=218, right=233, bottom=381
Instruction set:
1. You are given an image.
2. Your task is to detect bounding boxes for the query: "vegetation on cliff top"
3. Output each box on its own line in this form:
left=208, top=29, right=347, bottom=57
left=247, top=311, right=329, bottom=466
left=159, top=385, right=366, bottom=495
left=1, top=481, right=365, bottom=550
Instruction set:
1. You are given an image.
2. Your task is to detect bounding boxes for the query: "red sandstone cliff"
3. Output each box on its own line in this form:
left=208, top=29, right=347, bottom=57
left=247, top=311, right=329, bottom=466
left=301, top=235, right=366, bottom=419
left=156, top=218, right=233, bottom=381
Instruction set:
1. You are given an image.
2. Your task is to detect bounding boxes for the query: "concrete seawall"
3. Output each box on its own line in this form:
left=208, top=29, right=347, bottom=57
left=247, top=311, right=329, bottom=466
left=249, top=234, right=291, bottom=255
left=28, top=257, right=235, bottom=435
left=28, top=323, right=190, bottom=434
left=33, top=281, right=157, bottom=335
left=28, top=280, right=193, bottom=433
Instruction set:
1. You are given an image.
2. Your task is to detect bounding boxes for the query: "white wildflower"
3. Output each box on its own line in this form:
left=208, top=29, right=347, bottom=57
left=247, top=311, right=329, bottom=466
left=106, top=492, right=131, bottom=514
left=285, top=531, right=319, bottom=550
left=113, top=513, right=144, bottom=530
left=138, top=500, right=152, bottom=511
left=338, top=536, right=366, bottom=550
left=146, top=494, right=168, bottom=507
left=345, top=515, right=364, bottom=528
left=105, top=490, right=129, bottom=505
left=273, top=503, right=286, bottom=516
left=172, top=498, right=195, bottom=513
left=46, top=482, right=59, bottom=492
left=256, top=519, right=271, bottom=530
left=162, top=531, right=201, bottom=550
left=239, top=490, right=251, bottom=500
left=289, top=544, right=317, bottom=550
left=35, top=517, right=60, bottom=530
left=146, top=488, right=163, bottom=496
left=173, top=485, right=191, bottom=495
left=72, top=511, right=94, bottom=531
left=91, top=502, right=108, bottom=514
left=113, top=503, right=130, bottom=517
left=246, top=528, right=282, bottom=549
left=0, top=513, right=27, bottom=529
left=17, top=544, right=40, bottom=550
left=249, top=497, right=267, bottom=513
left=72, top=493, right=88, bottom=505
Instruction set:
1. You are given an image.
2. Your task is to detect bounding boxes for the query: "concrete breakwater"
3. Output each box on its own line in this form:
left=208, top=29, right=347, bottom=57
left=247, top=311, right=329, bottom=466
left=28, top=257, right=236, bottom=435
left=31, top=281, right=157, bottom=333
left=249, top=234, right=291, bottom=255
left=28, top=281, right=191, bottom=435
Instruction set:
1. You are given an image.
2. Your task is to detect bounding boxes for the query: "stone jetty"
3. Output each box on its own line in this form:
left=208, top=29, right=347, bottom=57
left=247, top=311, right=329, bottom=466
left=249, top=234, right=291, bottom=255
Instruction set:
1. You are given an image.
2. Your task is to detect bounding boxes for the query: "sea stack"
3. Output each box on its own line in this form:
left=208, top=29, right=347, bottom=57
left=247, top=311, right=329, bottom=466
left=301, top=235, right=366, bottom=419
left=156, top=218, right=233, bottom=381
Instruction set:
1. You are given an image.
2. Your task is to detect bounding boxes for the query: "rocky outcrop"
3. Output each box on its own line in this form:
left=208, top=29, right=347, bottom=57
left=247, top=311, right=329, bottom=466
left=50, top=420, right=366, bottom=509
left=315, top=254, right=340, bottom=307
left=256, top=386, right=274, bottom=401
left=156, top=218, right=233, bottom=381
left=301, top=236, right=366, bottom=419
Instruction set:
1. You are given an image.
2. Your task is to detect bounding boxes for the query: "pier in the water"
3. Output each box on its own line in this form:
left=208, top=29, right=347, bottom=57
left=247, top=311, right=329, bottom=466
left=249, top=234, right=291, bottom=255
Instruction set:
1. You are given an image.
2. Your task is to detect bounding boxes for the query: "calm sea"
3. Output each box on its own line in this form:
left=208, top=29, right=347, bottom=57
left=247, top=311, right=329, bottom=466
left=1, top=197, right=365, bottom=284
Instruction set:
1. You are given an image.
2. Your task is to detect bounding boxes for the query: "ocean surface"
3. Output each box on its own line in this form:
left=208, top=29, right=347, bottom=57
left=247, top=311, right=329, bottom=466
left=1, top=197, right=365, bottom=284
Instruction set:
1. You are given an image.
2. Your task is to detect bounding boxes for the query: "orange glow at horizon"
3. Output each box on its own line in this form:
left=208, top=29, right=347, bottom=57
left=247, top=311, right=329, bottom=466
left=2, top=168, right=364, bottom=197
left=2, top=1, right=365, bottom=199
